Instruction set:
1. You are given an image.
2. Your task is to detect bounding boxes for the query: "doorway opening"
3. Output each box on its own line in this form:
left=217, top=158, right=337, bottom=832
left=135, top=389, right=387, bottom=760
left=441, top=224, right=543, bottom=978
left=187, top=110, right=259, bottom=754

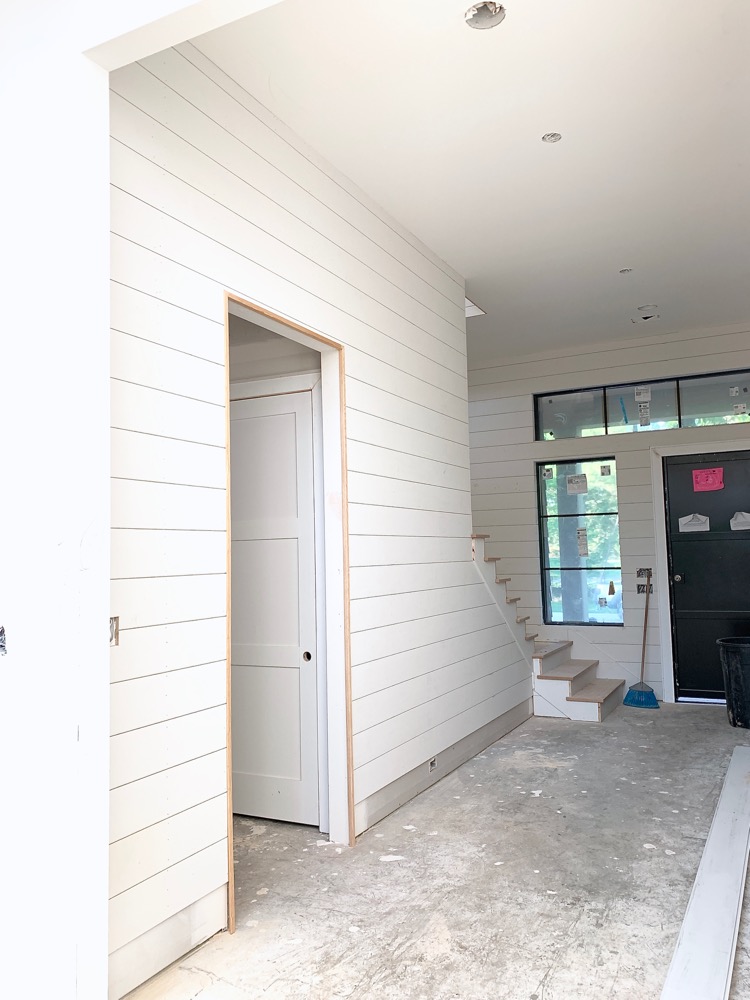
left=225, top=296, right=353, bottom=928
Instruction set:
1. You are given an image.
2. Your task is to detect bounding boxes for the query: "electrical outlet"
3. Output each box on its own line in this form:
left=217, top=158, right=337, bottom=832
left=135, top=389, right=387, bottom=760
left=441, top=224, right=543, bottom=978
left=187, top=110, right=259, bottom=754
left=637, top=584, right=654, bottom=594
left=110, top=616, right=120, bottom=647
left=636, top=567, right=652, bottom=578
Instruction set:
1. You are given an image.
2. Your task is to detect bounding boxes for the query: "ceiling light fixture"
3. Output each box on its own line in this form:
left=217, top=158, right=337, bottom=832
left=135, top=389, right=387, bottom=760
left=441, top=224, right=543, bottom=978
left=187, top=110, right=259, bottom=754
left=542, top=132, right=562, bottom=143
left=465, top=2, right=506, bottom=29
left=465, top=297, right=486, bottom=318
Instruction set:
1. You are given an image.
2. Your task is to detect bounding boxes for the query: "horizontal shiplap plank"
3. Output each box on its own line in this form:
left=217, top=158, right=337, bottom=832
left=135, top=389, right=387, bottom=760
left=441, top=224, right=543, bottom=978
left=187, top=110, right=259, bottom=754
left=348, top=504, right=472, bottom=538
left=109, top=839, right=227, bottom=953
left=346, top=441, right=470, bottom=492
left=348, top=536, right=472, bottom=567
left=112, top=574, right=226, bottom=630
left=111, top=281, right=224, bottom=362
left=470, top=330, right=750, bottom=388
left=347, top=472, right=471, bottom=516
left=354, top=642, right=525, bottom=734
left=111, top=661, right=225, bottom=736
left=354, top=678, right=532, bottom=803
left=112, top=529, right=226, bottom=579
left=351, top=604, right=499, bottom=667
left=111, top=377, right=225, bottom=447
left=345, top=350, right=467, bottom=419
left=347, top=378, right=469, bottom=446
left=109, top=794, right=227, bottom=898
left=112, top=479, right=226, bottom=531
left=350, top=582, right=489, bottom=634
left=111, top=329, right=224, bottom=405
left=352, top=623, right=514, bottom=701
left=350, top=561, right=480, bottom=600
left=354, top=657, right=530, bottom=767
left=110, top=617, right=226, bottom=683
left=111, top=429, right=225, bottom=489
left=110, top=749, right=226, bottom=843
left=112, top=232, right=223, bottom=318
left=346, top=408, right=469, bottom=469
left=110, top=705, right=226, bottom=789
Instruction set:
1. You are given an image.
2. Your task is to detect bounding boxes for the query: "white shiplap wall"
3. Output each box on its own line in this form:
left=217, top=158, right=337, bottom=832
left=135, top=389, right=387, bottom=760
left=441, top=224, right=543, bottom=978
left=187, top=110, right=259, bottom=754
left=469, top=326, right=750, bottom=699
left=109, top=41, right=529, bottom=994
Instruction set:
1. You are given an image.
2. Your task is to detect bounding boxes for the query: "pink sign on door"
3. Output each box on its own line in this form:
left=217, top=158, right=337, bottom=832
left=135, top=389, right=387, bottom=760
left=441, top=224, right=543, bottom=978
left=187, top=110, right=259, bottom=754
left=692, top=467, right=724, bottom=492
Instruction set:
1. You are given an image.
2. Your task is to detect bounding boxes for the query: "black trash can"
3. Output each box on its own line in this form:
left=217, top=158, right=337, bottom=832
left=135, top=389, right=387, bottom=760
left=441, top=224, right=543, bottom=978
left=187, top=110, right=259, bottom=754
left=717, top=637, right=750, bottom=728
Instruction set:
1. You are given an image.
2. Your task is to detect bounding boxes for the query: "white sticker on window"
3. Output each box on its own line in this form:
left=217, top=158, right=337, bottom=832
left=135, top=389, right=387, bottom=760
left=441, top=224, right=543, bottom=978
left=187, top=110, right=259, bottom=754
left=566, top=474, right=588, bottom=495
left=733, top=403, right=747, bottom=415
left=600, top=464, right=611, bottom=477
left=638, top=401, right=651, bottom=426
left=576, top=527, right=589, bottom=557
left=730, top=385, right=740, bottom=397
left=542, top=467, right=554, bottom=480
left=634, top=385, right=651, bottom=402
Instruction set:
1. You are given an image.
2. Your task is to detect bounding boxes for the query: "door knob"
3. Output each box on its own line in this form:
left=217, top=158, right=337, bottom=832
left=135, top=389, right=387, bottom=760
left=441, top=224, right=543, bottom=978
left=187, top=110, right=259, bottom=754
left=303, top=651, right=312, bottom=662
left=673, top=573, right=684, bottom=583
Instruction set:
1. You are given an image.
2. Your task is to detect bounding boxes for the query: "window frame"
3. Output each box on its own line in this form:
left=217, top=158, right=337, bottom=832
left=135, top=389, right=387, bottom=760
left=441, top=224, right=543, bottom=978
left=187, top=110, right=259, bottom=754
left=536, top=458, right=624, bottom=627
left=534, top=366, right=750, bottom=442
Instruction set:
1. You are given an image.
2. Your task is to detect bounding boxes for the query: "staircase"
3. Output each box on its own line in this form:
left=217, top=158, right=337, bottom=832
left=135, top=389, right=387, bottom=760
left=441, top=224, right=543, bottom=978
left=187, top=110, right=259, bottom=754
left=532, top=640, right=624, bottom=722
left=471, top=534, right=625, bottom=723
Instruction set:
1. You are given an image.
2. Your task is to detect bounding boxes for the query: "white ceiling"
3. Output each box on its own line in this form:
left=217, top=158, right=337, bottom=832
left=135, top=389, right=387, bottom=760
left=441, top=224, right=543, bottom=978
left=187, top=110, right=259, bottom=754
left=195, top=0, right=750, bottom=365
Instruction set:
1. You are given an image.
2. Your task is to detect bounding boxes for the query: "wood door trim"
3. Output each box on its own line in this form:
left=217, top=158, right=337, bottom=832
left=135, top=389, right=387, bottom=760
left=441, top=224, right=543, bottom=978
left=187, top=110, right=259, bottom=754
left=223, top=292, right=355, bottom=916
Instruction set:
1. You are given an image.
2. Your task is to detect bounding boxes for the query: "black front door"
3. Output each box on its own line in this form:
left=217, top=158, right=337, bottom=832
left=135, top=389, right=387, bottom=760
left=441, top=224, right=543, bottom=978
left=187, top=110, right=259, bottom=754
left=664, top=451, right=750, bottom=700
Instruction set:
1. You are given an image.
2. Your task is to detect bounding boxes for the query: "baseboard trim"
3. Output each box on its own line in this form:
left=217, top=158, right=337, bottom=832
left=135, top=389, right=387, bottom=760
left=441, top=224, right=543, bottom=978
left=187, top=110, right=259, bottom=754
left=354, top=699, right=532, bottom=836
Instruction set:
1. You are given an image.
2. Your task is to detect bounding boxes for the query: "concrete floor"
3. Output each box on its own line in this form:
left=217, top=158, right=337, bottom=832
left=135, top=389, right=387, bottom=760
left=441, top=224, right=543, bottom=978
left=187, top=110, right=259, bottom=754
left=131, top=704, right=750, bottom=1000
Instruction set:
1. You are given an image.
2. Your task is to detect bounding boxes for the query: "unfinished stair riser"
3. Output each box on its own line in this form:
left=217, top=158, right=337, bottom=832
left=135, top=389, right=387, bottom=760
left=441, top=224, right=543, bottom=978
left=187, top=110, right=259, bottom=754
left=533, top=641, right=625, bottom=723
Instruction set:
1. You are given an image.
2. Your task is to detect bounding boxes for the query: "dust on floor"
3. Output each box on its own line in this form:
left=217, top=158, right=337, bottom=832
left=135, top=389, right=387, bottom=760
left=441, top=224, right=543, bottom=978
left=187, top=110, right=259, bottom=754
left=130, top=704, right=750, bottom=1000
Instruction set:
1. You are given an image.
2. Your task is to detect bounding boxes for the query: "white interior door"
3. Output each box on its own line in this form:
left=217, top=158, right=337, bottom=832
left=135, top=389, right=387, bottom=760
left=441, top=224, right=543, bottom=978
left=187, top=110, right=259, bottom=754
left=230, top=390, right=319, bottom=825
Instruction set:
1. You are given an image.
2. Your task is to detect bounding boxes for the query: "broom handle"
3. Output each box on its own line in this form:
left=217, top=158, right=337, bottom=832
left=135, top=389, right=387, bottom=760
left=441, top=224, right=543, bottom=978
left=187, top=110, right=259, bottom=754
left=639, top=571, right=652, bottom=685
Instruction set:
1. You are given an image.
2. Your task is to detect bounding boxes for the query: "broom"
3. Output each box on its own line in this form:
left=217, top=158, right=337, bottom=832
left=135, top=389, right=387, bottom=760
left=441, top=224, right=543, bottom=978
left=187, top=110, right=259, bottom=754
left=624, top=569, right=660, bottom=709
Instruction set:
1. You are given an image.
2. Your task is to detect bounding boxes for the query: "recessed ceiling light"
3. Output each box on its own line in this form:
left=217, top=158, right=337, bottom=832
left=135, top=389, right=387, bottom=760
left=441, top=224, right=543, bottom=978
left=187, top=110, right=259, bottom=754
left=619, top=268, right=633, bottom=274
left=465, top=297, right=486, bottom=318
left=465, top=3, right=506, bottom=29
left=542, top=132, right=562, bottom=143
left=638, top=304, right=658, bottom=312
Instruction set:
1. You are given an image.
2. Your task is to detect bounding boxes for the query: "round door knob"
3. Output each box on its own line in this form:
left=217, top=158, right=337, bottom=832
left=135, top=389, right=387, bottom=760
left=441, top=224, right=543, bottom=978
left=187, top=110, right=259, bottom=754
left=673, top=574, right=683, bottom=583
left=303, top=651, right=312, bottom=662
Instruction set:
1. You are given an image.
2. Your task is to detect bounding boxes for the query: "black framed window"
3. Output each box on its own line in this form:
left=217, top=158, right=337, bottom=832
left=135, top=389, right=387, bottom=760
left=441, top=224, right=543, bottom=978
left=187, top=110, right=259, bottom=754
left=538, top=459, right=623, bottom=626
left=534, top=368, right=750, bottom=441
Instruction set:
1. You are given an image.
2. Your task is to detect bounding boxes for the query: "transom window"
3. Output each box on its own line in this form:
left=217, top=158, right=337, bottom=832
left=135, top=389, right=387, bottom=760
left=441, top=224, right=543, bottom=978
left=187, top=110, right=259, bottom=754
left=538, top=459, right=623, bottom=626
left=535, top=368, right=750, bottom=441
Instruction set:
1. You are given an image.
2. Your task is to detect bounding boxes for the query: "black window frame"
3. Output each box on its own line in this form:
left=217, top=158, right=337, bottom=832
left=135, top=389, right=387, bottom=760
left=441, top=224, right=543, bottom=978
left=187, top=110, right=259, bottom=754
left=536, top=458, right=624, bottom=627
left=533, top=367, right=750, bottom=441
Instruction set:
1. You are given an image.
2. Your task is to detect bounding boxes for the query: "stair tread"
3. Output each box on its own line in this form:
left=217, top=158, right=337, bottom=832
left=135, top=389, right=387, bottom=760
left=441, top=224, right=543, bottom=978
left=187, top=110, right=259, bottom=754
left=525, top=633, right=539, bottom=641
left=538, top=659, right=599, bottom=681
left=533, top=640, right=573, bottom=660
left=484, top=556, right=501, bottom=562
left=567, top=678, right=625, bottom=704
left=506, top=596, right=521, bottom=603
left=471, top=533, right=490, bottom=539
left=496, top=576, right=511, bottom=583
left=516, top=615, right=530, bottom=623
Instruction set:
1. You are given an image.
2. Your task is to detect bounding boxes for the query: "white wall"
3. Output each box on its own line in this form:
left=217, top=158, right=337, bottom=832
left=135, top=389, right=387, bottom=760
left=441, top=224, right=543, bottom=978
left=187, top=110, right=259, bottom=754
left=1, top=4, right=286, bottom=999
left=469, top=325, right=750, bottom=698
left=109, top=37, right=530, bottom=991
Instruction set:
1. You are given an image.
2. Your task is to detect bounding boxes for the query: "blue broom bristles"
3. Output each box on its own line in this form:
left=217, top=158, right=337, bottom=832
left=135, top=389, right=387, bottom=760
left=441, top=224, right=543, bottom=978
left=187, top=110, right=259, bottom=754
left=623, top=681, right=660, bottom=709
